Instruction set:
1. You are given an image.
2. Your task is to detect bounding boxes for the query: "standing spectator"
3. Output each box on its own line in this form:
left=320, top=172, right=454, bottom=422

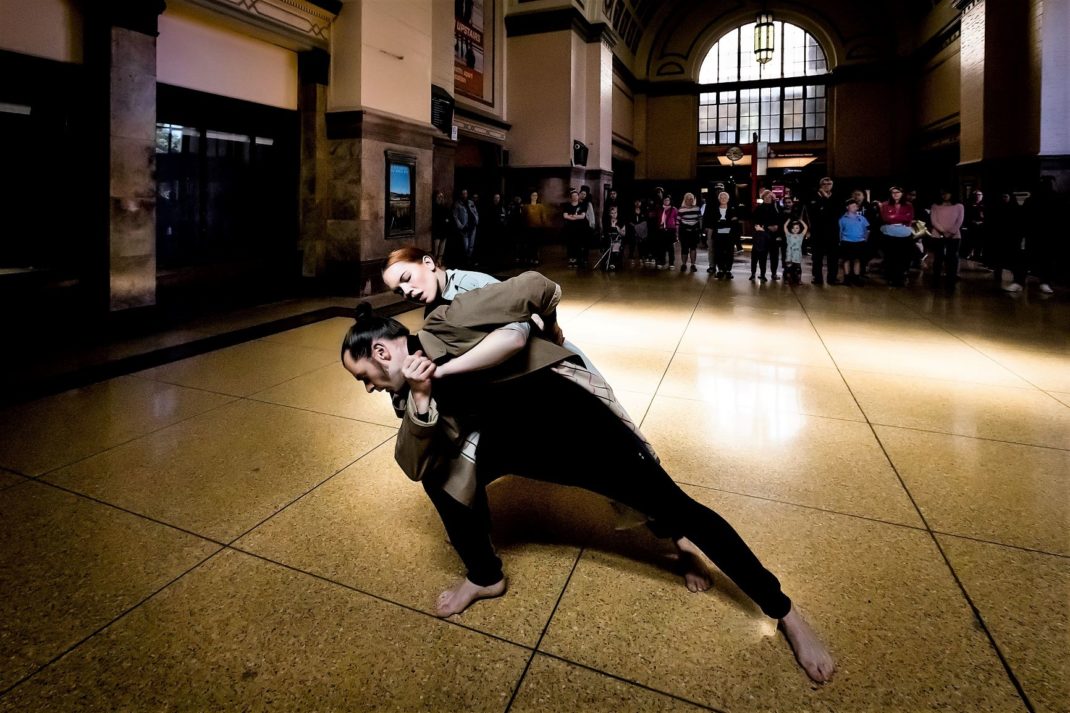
left=563, top=190, right=589, bottom=268
left=627, top=198, right=647, bottom=267
left=431, top=190, right=453, bottom=261
left=878, top=186, right=915, bottom=286
left=506, top=194, right=525, bottom=264
left=838, top=199, right=870, bottom=286
left=520, top=190, right=548, bottom=266
left=452, top=188, right=479, bottom=263
left=751, top=189, right=780, bottom=282
left=1022, top=177, right=1058, bottom=294
left=602, top=187, right=620, bottom=231
left=706, top=190, right=739, bottom=278
left=677, top=192, right=703, bottom=272
left=850, top=189, right=879, bottom=274
left=809, top=177, right=841, bottom=284
left=602, top=205, right=626, bottom=271
left=654, top=195, right=679, bottom=270
left=783, top=218, right=808, bottom=285
left=929, top=189, right=965, bottom=288
left=963, top=189, right=986, bottom=262
left=480, top=193, right=507, bottom=267
left=989, top=191, right=1024, bottom=289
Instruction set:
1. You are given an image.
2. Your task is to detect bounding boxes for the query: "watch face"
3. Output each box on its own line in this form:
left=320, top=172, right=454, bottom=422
left=726, top=146, right=744, bottom=162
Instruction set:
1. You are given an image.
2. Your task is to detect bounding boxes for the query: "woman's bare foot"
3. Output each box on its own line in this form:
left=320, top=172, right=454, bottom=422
left=675, top=537, right=713, bottom=593
left=779, top=608, right=836, bottom=683
left=434, top=578, right=506, bottom=617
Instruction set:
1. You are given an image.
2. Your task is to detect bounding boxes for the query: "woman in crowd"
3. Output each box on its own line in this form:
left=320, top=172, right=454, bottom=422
left=520, top=191, right=548, bottom=266
left=751, top=189, right=781, bottom=282
left=677, top=192, right=703, bottom=272
left=706, top=191, right=739, bottom=278
left=928, top=189, right=965, bottom=288
left=878, top=186, right=915, bottom=287
left=431, top=190, right=453, bottom=261
left=627, top=197, right=647, bottom=267
left=654, top=194, right=679, bottom=270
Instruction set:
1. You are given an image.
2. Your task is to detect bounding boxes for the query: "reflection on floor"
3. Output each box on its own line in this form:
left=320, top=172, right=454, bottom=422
left=1, top=257, right=1066, bottom=712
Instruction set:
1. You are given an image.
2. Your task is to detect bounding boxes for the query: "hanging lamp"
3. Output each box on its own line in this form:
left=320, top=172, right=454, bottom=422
left=754, top=12, right=775, bottom=64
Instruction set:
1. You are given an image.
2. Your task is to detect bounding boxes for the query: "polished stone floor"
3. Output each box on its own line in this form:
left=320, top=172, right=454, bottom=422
left=0, top=257, right=1067, bottom=712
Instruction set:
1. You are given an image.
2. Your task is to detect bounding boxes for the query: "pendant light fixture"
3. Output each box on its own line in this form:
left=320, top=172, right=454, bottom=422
left=754, top=11, right=775, bottom=64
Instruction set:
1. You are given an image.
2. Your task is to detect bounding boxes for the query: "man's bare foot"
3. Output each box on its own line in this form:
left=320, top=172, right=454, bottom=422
left=779, top=608, right=836, bottom=683
left=434, top=578, right=506, bottom=617
left=674, top=537, right=713, bottom=593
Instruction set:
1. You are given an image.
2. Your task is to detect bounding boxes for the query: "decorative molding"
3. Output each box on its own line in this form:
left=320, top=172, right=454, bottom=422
left=180, top=0, right=338, bottom=49
left=455, top=105, right=512, bottom=132
left=505, top=7, right=617, bottom=45
left=325, top=110, right=439, bottom=148
left=101, top=0, right=167, bottom=36
left=655, top=61, right=685, bottom=77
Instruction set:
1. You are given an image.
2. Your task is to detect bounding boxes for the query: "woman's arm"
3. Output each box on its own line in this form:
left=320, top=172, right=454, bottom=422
left=434, top=323, right=530, bottom=378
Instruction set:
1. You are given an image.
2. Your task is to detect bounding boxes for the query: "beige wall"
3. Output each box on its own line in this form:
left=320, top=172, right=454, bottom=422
left=329, top=0, right=433, bottom=123
left=612, top=72, right=634, bottom=144
left=959, top=0, right=985, bottom=164
left=917, top=41, right=960, bottom=131
left=158, top=7, right=298, bottom=109
left=829, top=82, right=895, bottom=178
left=0, top=0, right=82, bottom=63
left=1038, top=0, right=1070, bottom=155
left=506, top=31, right=572, bottom=165
left=431, top=0, right=454, bottom=93
left=644, top=94, right=696, bottom=179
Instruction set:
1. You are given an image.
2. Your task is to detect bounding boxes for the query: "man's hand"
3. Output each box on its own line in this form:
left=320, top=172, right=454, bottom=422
left=403, top=351, right=436, bottom=414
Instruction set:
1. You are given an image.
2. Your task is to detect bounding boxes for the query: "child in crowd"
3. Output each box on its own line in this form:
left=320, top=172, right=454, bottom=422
left=838, top=199, right=870, bottom=286
left=784, top=219, right=808, bottom=285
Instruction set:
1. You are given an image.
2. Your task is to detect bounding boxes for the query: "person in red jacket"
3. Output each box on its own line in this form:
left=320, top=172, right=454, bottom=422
left=878, top=186, right=915, bottom=287
left=654, top=195, right=679, bottom=270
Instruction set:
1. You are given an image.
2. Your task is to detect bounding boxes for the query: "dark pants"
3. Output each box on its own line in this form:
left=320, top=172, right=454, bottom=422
left=882, top=236, right=913, bottom=285
left=769, top=237, right=785, bottom=276
left=811, top=235, right=839, bottom=282
left=930, top=238, right=961, bottom=283
left=656, top=229, right=676, bottom=266
left=713, top=232, right=735, bottom=273
left=428, top=372, right=793, bottom=620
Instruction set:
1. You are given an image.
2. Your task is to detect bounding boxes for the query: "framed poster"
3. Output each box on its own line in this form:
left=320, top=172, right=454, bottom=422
left=454, top=0, right=494, bottom=105
left=385, top=151, right=416, bottom=238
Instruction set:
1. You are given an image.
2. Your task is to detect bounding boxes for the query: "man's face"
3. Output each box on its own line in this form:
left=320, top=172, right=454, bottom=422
left=342, top=348, right=405, bottom=394
left=851, top=191, right=864, bottom=203
left=460, top=190, right=468, bottom=200
left=820, top=180, right=833, bottom=192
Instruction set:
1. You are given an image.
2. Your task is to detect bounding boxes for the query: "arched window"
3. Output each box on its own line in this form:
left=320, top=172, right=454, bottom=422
left=697, top=21, right=829, bottom=145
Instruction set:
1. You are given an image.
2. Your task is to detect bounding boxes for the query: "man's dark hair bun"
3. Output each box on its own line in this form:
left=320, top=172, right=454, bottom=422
left=354, top=302, right=374, bottom=322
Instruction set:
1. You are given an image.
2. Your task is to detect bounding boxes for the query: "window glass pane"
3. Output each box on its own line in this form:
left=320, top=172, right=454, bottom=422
left=699, top=44, right=718, bottom=83
left=757, top=21, right=783, bottom=80
left=719, top=29, right=739, bottom=82
left=782, top=22, right=805, bottom=78
left=739, top=22, right=759, bottom=81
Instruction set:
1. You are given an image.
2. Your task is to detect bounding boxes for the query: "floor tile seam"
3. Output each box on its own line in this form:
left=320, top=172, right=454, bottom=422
left=647, top=389, right=867, bottom=423
left=13, top=477, right=230, bottom=547
left=884, top=292, right=1065, bottom=400
left=224, top=433, right=399, bottom=546
left=788, top=283, right=956, bottom=544
left=240, top=395, right=401, bottom=430
left=31, top=396, right=240, bottom=481
left=526, top=650, right=725, bottom=712
left=672, top=479, right=931, bottom=533
left=638, top=272, right=713, bottom=430
left=864, top=423, right=1038, bottom=713
left=0, top=546, right=227, bottom=702
left=222, top=545, right=536, bottom=652
left=931, top=530, right=1070, bottom=561
left=835, top=365, right=1041, bottom=393
left=118, top=372, right=247, bottom=398
left=504, top=547, right=587, bottom=713
left=867, top=422, right=1070, bottom=453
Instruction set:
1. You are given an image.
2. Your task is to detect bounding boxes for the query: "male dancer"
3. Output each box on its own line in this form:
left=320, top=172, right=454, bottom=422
left=341, top=272, right=835, bottom=683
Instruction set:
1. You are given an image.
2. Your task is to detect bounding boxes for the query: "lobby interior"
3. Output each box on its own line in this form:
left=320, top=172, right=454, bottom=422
left=0, top=1, right=1067, bottom=711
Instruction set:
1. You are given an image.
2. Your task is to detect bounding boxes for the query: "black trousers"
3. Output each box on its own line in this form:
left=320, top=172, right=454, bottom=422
left=811, top=235, right=839, bottom=281
left=713, top=233, right=735, bottom=273
left=930, top=238, right=961, bottom=282
left=426, top=371, right=792, bottom=620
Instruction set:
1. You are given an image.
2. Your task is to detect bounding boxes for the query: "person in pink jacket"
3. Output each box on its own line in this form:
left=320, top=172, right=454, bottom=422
left=929, top=189, right=965, bottom=288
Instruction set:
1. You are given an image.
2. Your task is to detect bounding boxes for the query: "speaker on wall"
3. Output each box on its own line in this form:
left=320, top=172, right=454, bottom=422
left=572, top=140, right=588, bottom=167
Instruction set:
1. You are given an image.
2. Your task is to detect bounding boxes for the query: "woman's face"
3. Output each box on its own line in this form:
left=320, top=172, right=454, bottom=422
left=609, top=206, right=618, bottom=219
left=941, top=191, right=952, bottom=202
left=718, top=192, right=730, bottom=206
left=890, top=188, right=903, bottom=201
left=662, top=197, right=671, bottom=207
left=530, top=192, right=539, bottom=203
left=382, top=256, right=439, bottom=304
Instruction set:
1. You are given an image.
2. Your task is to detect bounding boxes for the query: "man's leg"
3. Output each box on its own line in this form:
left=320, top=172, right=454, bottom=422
left=422, top=480, right=506, bottom=615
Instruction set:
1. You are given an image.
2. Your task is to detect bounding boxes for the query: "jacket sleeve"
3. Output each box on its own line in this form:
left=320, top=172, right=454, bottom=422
left=394, top=392, right=444, bottom=482
left=453, top=203, right=467, bottom=230
left=438, top=271, right=561, bottom=335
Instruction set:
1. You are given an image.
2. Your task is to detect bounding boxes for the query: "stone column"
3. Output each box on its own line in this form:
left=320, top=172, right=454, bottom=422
left=298, top=49, right=331, bottom=279
left=96, top=0, right=166, bottom=312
